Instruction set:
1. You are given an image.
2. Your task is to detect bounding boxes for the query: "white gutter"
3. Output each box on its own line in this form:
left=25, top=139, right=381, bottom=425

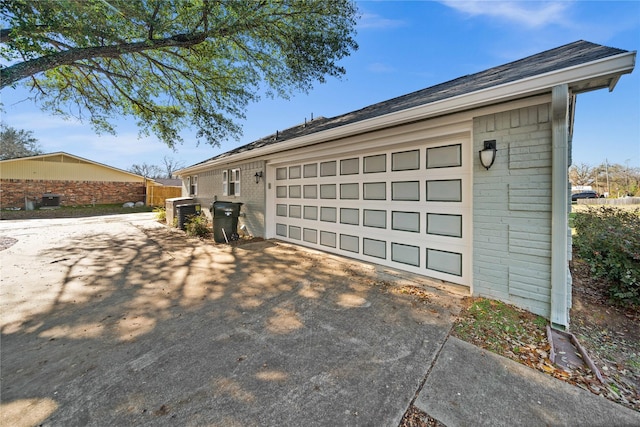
left=550, top=84, right=570, bottom=328
left=178, top=50, right=636, bottom=175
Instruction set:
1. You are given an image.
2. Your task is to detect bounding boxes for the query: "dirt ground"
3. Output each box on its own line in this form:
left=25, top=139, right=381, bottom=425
left=569, top=252, right=640, bottom=409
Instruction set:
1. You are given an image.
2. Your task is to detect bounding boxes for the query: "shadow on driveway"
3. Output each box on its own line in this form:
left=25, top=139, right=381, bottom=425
left=0, top=214, right=462, bottom=426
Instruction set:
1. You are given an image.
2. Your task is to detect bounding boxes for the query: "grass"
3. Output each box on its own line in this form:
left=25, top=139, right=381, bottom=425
left=453, top=298, right=548, bottom=355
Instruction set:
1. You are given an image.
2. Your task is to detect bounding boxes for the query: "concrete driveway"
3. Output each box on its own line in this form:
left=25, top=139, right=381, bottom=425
left=0, top=213, right=462, bottom=426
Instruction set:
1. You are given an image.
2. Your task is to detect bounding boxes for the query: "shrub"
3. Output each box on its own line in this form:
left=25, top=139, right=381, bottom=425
left=185, top=213, right=210, bottom=238
left=573, top=207, right=640, bottom=305
left=153, top=206, right=166, bottom=222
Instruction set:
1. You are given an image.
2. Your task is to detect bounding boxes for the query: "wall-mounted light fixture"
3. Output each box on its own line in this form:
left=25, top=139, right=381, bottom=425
left=479, top=140, right=497, bottom=170
left=254, top=171, right=263, bottom=184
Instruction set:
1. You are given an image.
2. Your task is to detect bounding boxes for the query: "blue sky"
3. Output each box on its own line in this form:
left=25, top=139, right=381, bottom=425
left=1, top=1, right=639, bottom=172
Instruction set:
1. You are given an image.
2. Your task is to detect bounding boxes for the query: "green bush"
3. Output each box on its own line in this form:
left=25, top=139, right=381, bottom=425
left=573, top=207, right=640, bottom=305
left=185, top=213, right=210, bottom=238
left=153, top=206, right=166, bottom=222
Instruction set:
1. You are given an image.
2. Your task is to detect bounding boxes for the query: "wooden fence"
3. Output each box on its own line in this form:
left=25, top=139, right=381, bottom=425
left=146, top=183, right=182, bottom=207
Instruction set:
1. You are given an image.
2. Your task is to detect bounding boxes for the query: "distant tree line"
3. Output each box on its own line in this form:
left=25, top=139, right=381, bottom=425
left=0, top=124, right=43, bottom=160
left=570, top=161, right=640, bottom=197
left=129, top=156, right=184, bottom=179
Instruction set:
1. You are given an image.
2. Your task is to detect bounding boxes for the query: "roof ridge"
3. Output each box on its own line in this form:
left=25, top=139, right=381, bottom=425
left=180, top=40, right=629, bottom=171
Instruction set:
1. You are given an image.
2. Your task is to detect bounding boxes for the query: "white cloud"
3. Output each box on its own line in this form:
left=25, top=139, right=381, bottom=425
left=440, top=1, right=572, bottom=28
left=367, top=62, right=396, bottom=73
left=358, top=13, right=407, bottom=30
left=3, top=112, right=83, bottom=131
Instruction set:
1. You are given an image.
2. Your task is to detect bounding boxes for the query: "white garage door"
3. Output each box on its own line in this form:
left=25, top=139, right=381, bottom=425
left=268, top=136, right=471, bottom=287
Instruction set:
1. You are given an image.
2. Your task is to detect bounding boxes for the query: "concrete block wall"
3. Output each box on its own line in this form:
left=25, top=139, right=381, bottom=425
left=0, top=179, right=145, bottom=209
left=473, top=103, right=553, bottom=319
left=183, top=160, right=266, bottom=237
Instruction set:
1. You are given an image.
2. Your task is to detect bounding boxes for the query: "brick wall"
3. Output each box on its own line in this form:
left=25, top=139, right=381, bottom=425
left=473, top=103, right=553, bottom=319
left=183, top=160, right=266, bottom=237
left=0, top=179, right=145, bottom=208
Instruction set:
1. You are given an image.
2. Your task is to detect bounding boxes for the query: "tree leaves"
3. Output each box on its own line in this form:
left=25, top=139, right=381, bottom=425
left=0, top=124, right=43, bottom=159
left=1, top=0, right=359, bottom=147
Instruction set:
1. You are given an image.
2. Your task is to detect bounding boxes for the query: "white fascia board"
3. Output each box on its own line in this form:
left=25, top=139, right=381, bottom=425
left=180, top=51, right=636, bottom=175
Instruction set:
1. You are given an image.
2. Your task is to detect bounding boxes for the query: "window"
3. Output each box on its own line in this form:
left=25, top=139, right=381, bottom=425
left=223, top=168, right=241, bottom=196
left=188, top=176, right=198, bottom=196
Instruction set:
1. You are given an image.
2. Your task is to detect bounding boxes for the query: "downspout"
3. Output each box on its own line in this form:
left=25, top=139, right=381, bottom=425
left=550, top=84, right=570, bottom=328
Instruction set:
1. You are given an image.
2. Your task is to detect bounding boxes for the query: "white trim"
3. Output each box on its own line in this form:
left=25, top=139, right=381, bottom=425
left=232, top=168, right=241, bottom=196
left=550, top=84, right=570, bottom=328
left=222, top=170, right=228, bottom=196
left=177, top=52, right=634, bottom=175
left=222, top=168, right=241, bottom=196
left=181, top=95, right=552, bottom=176
left=190, top=175, right=198, bottom=196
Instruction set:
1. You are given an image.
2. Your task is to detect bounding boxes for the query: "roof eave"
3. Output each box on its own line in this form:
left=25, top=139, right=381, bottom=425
left=177, top=50, right=636, bottom=176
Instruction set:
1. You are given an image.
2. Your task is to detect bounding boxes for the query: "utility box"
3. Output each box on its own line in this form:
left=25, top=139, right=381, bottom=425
left=41, top=193, right=61, bottom=208
left=176, top=203, right=201, bottom=230
left=211, top=201, right=243, bottom=243
left=165, top=197, right=193, bottom=226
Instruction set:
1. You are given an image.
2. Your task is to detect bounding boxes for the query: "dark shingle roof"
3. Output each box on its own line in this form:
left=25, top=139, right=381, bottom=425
left=189, top=40, right=627, bottom=167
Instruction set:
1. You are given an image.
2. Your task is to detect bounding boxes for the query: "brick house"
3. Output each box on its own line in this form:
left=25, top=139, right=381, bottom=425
left=175, top=41, right=636, bottom=327
left=0, top=152, right=146, bottom=209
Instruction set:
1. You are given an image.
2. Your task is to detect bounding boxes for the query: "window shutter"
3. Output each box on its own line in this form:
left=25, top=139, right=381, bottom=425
left=233, top=169, right=241, bottom=196
left=222, top=170, right=228, bottom=196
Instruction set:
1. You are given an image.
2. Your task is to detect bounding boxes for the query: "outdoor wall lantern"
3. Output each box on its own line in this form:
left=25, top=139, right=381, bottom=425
left=479, top=140, right=497, bottom=170
left=254, top=171, right=263, bottom=184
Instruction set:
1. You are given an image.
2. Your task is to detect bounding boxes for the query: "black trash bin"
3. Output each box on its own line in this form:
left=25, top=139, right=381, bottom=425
left=176, top=203, right=201, bottom=230
left=211, top=201, right=243, bottom=243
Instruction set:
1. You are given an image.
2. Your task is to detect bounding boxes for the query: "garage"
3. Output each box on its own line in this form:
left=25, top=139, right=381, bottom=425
left=266, top=133, right=472, bottom=287
left=176, top=41, right=636, bottom=326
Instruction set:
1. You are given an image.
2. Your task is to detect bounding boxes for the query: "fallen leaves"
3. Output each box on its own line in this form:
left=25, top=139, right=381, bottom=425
left=453, top=296, right=640, bottom=413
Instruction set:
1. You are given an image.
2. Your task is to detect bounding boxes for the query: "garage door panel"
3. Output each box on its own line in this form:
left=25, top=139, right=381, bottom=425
left=320, top=230, right=337, bottom=247
left=392, top=150, right=421, bottom=171
left=426, top=179, right=462, bottom=202
left=269, top=136, right=471, bottom=287
left=363, top=182, right=386, bottom=200
left=391, top=181, right=420, bottom=201
left=288, top=205, right=302, bottom=218
left=363, top=238, right=386, bottom=259
left=340, top=183, right=359, bottom=199
left=340, top=234, right=359, bottom=253
left=427, top=213, right=463, bottom=238
left=340, top=208, right=359, bottom=225
left=340, top=158, right=359, bottom=175
left=304, top=205, right=318, bottom=220
left=363, top=154, right=386, bottom=173
left=320, top=184, right=337, bottom=199
left=391, top=243, right=421, bottom=267
left=427, top=144, right=462, bottom=169
left=427, top=248, right=463, bottom=276
left=303, top=228, right=317, bottom=244
left=288, top=225, right=301, bottom=240
left=304, top=163, right=318, bottom=178
left=392, top=211, right=420, bottom=233
left=320, top=161, right=337, bottom=176
left=363, top=209, right=387, bottom=228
